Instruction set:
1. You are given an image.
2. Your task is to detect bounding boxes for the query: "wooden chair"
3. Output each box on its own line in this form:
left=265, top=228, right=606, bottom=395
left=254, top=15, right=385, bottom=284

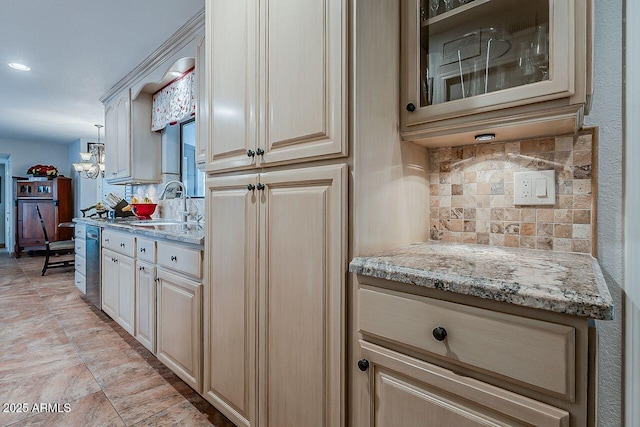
left=35, top=205, right=75, bottom=275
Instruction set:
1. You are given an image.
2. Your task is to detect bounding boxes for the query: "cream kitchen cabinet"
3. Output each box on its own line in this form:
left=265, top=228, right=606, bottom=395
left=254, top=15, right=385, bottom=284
left=195, top=33, right=208, bottom=169
left=74, top=222, right=86, bottom=293
left=101, top=247, right=135, bottom=335
left=205, top=0, right=347, bottom=173
left=103, top=88, right=161, bottom=184
left=354, top=280, right=593, bottom=427
left=157, top=267, right=203, bottom=393
left=401, top=0, right=593, bottom=146
left=204, top=164, right=346, bottom=427
left=135, top=260, right=157, bottom=353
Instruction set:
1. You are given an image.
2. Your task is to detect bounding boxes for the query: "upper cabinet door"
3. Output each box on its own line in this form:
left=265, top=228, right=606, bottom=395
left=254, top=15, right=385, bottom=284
left=205, top=0, right=347, bottom=173
left=206, top=0, right=258, bottom=172
left=104, top=102, right=118, bottom=180
left=195, top=34, right=208, bottom=169
left=115, top=90, right=131, bottom=178
left=260, top=0, right=348, bottom=165
left=401, top=0, right=591, bottom=146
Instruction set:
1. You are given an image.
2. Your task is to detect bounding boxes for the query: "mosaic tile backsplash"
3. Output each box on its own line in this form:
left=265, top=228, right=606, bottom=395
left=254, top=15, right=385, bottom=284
left=428, top=130, right=595, bottom=253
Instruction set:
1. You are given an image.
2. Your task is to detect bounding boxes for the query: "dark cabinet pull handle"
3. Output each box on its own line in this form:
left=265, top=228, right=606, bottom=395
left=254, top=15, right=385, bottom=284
left=105, top=238, right=110, bottom=243
left=170, top=255, right=177, bottom=261
left=139, top=266, right=144, bottom=271
left=247, top=150, right=255, bottom=157
left=247, top=184, right=256, bottom=191
left=432, top=327, right=447, bottom=341
left=357, top=359, right=370, bottom=372
left=120, top=243, right=125, bottom=247
left=140, top=248, right=146, bottom=253
left=257, top=183, right=265, bottom=191
left=406, top=103, right=416, bottom=112
left=256, top=148, right=265, bottom=156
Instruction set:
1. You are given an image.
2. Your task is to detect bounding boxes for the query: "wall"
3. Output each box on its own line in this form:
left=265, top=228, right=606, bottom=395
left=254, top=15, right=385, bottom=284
left=68, top=138, right=100, bottom=218
left=0, top=139, right=70, bottom=179
left=428, top=131, right=595, bottom=253
left=0, top=164, right=4, bottom=245
left=583, top=1, right=624, bottom=424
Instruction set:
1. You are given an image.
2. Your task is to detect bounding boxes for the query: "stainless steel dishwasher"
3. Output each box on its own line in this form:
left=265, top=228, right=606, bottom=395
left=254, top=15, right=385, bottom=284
left=85, top=226, right=101, bottom=309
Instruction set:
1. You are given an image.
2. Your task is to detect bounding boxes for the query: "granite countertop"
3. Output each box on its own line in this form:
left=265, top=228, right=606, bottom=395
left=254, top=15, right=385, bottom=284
left=73, top=217, right=205, bottom=246
left=349, top=241, right=614, bottom=320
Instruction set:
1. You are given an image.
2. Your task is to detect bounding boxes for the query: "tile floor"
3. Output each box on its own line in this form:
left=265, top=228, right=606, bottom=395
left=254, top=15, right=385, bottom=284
left=0, top=251, right=235, bottom=427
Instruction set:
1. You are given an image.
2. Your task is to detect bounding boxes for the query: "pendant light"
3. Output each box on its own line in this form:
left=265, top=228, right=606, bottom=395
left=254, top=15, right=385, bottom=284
left=73, top=124, right=105, bottom=179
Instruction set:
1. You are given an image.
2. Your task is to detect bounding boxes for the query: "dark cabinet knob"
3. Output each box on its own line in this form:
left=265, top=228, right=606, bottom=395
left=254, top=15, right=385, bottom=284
left=139, top=266, right=144, bottom=271
left=120, top=243, right=125, bottom=247
left=247, top=184, right=256, bottom=191
left=140, top=248, right=146, bottom=253
left=357, top=359, right=370, bottom=372
left=256, top=148, right=265, bottom=156
left=247, top=150, right=255, bottom=158
left=170, top=255, right=177, bottom=261
left=257, top=183, right=265, bottom=191
left=432, top=327, right=447, bottom=341
left=406, top=103, right=416, bottom=112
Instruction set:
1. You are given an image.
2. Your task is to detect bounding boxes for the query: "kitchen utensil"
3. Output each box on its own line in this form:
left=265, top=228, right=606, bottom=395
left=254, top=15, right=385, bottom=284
left=130, top=203, right=157, bottom=220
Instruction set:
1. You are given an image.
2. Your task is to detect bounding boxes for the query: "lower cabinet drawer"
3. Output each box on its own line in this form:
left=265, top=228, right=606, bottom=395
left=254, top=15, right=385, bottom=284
left=157, top=242, right=202, bottom=279
left=74, top=223, right=86, bottom=239
left=74, top=271, right=86, bottom=294
left=102, top=230, right=135, bottom=258
left=359, top=340, right=569, bottom=427
left=358, top=286, right=576, bottom=399
left=75, top=238, right=86, bottom=258
left=75, top=254, right=86, bottom=277
left=137, top=237, right=156, bottom=264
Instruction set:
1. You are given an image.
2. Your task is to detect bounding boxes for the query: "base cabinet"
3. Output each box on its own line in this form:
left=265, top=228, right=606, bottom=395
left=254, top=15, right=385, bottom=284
left=204, top=164, right=346, bottom=427
left=360, top=341, right=569, bottom=427
left=101, top=248, right=135, bottom=335
left=135, top=261, right=157, bottom=353
left=157, top=268, right=203, bottom=393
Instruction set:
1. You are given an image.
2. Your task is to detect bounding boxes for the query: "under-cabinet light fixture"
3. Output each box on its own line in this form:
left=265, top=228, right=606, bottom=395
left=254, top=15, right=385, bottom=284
left=474, top=133, right=496, bottom=141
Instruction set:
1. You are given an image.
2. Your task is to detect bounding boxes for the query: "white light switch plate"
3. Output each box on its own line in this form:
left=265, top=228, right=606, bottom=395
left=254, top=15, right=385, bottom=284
left=513, top=170, right=556, bottom=205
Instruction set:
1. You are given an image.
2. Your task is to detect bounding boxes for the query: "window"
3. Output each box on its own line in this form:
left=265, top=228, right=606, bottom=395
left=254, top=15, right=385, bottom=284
left=180, top=119, right=205, bottom=197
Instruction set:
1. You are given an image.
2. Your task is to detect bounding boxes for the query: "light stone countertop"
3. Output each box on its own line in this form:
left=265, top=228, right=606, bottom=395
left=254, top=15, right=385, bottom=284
left=73, top=217, right=205, bottom=246
left=349, top=241, right=614, bottom=320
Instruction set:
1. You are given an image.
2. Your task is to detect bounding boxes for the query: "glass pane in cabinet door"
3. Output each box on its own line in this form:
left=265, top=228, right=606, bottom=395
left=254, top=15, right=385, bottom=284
left=419, top=0, right=550, bottom=108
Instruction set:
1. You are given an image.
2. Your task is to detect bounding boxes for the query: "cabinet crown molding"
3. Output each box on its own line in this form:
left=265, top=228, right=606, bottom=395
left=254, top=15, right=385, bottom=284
left=100, top=8, right=204, bottom=104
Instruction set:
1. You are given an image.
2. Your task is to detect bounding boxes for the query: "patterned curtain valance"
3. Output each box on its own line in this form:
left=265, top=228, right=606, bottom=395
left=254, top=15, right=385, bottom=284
left=151, top=69, right=196, bottom=131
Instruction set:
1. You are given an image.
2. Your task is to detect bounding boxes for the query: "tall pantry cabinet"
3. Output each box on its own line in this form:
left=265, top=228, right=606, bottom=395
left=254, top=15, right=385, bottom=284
left=203, top=0, right=348, bottom=426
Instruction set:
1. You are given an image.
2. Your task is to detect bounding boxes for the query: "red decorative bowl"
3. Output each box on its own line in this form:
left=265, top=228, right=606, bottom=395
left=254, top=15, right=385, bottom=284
left=130, top=203, right=157, bottom=219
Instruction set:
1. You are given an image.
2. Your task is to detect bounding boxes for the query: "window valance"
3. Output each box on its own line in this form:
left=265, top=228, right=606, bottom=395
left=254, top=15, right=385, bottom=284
left=151, top=69, right=196, bottom=131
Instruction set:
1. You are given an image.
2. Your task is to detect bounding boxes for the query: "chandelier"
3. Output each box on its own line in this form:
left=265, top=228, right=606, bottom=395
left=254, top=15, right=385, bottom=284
left=73, top=124, right=105, bottom=179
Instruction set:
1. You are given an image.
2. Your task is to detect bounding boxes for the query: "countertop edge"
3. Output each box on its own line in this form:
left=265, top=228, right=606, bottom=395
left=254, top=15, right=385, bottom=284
left=349, top=249, right=614, bottom=321
left=73, top=218, right=205, bottom=246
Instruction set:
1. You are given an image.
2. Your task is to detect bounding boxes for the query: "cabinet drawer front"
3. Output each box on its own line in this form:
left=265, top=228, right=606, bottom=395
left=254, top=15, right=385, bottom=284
left=358, top=287, right=575, bottom=398
left=75, top=238, right=86, bottom=258
left=74, top=271, right=86, bottom=294
left=137, top=237, right=156, bottom=263
left=75, top=254, right=86, bottom=277
left=74, top=223, right=86, bottom=239
left=102, top=230, right=135, bottom=257
left=157, top=242, right=202, bottom=279
left=360, top=341, right=569, bottom=427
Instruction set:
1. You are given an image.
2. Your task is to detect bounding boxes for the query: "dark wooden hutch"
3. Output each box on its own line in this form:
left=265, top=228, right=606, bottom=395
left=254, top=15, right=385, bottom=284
left=14, top=177, right=73, bottom=256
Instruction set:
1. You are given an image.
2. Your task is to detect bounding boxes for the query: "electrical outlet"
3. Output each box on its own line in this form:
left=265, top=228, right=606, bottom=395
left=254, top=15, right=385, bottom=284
left=514, top=171, right=555, bottom=205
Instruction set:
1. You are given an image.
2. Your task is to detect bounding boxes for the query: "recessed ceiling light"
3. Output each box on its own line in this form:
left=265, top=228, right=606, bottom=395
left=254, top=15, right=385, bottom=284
left=8, top=62, right=31, bottom=71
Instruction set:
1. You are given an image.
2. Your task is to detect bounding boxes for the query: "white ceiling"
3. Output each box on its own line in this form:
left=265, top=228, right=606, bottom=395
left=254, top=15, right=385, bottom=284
left=0, top=0, right=204, bottom=145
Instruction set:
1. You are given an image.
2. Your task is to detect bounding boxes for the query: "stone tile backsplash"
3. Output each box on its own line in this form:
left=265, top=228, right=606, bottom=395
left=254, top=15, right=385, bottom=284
left=131, top=183, right=205, bottom=222
left=428, top=129, right=595, bottom=254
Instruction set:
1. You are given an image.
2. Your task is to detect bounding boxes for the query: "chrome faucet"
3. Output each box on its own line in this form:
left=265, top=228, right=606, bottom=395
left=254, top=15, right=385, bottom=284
left=159, top=180, right=190, bottom=222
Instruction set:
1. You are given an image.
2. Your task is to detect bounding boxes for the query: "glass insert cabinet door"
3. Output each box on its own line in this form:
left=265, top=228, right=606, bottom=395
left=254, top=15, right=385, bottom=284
left=402, top=0, right=576, bottom=127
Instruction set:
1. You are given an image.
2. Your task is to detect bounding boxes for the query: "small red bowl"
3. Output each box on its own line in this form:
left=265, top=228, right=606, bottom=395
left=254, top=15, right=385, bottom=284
left=130, top=203, right=157, bottom=219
